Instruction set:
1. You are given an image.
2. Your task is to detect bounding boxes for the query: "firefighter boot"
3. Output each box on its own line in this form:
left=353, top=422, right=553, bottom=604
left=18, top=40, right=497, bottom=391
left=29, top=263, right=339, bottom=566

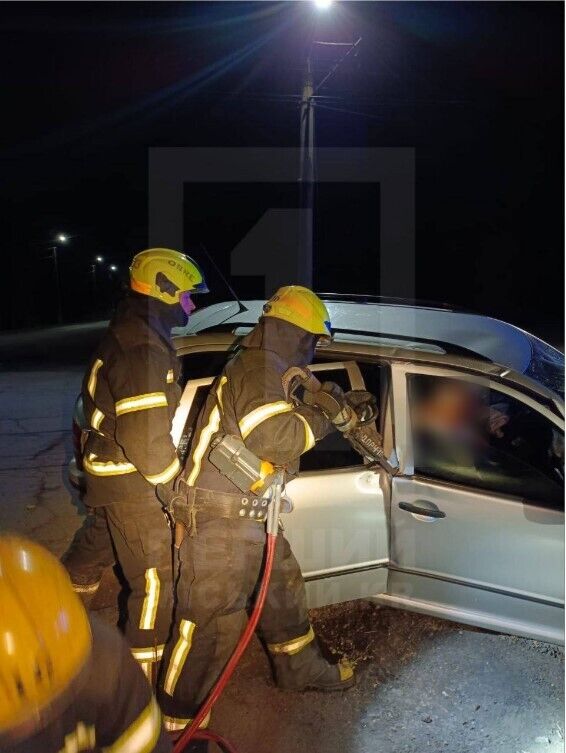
left=270, top=637, right=355, bottom=692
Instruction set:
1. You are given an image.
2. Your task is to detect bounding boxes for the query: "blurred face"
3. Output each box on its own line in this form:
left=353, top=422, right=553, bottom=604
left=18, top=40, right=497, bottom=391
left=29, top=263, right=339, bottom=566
left=179, top=291, right=196, bottom=317
left=414, top=381, right=484, bottom=437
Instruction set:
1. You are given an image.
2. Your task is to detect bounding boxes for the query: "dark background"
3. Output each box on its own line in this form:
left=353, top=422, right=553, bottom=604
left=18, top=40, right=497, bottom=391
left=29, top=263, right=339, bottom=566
left=0, top=1, right=563, bottom=341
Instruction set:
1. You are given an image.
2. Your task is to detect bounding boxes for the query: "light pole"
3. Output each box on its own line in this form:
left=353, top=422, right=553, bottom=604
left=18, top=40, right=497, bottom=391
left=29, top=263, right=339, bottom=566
left=299, top=4, right=361, bottom=290
left=50, top=234, right=68, bottom=324
left=91, top=256, right=104, bottom=305
left=299, top=56, right=315, bottom=288
left=298, top=0, right=335, bottom=288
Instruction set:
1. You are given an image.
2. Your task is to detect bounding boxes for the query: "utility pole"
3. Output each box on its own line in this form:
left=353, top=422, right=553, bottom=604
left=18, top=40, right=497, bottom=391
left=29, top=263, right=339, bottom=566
left=50, top=244, right=63, bottom=324
left=298, top=57, right=315, bottom=288
left=297, top=35, right=362, bottom=289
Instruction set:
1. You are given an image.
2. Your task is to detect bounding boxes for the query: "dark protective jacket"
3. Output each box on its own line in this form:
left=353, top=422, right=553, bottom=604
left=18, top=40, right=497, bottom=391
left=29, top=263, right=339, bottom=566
left=1, top=615, right=171, bottom=753
left=183, top=317, right=333, bottom=494
left=82, top=293, right=182, bottom=507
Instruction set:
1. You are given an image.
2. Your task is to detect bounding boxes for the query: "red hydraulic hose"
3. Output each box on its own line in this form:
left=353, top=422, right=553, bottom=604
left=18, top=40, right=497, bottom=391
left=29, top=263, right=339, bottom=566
left=173, top=531, right=278, bottom=753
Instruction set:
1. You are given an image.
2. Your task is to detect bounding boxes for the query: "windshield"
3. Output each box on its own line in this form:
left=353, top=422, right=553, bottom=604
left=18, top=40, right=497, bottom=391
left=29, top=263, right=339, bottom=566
left=525, top=336, right=564, bottom=398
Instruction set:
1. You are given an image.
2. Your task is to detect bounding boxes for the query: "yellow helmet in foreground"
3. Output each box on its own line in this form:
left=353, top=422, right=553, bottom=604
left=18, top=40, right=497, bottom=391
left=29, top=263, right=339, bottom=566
left=130, top=248, right=208, bottom=305
left=263, top=286, right=331, bottom=337
left=0, top=536, right=92, bottom=740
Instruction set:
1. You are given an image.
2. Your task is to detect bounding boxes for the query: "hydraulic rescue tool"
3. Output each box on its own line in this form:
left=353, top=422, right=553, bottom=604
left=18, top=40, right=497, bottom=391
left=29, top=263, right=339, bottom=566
left=282, top=365, right=397, bottom=474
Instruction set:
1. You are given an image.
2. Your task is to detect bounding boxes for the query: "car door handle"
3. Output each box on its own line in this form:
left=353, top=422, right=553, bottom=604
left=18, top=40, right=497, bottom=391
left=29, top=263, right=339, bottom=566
left=398, top=501, right=446, bottom=518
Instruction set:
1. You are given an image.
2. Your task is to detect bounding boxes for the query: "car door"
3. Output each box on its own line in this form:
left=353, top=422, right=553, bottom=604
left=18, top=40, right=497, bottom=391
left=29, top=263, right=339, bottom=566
left=175, top=347, right=391, bottom=610
left=382, top=361, right=565, bottom=644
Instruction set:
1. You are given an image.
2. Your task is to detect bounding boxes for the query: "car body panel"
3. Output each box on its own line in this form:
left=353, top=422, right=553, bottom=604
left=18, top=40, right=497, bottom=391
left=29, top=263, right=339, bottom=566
left=386, top=476, right=564, bottom=644
left=285, top=467, right=389, bottom=609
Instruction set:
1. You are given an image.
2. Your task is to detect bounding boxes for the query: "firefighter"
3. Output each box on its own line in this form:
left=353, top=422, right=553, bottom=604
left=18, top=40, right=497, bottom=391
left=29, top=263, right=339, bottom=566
left=157, top=286, right=355, bottom=734
left=0, top=535, right=170, bottom=753
left=71, top=247, right=208, bottom=675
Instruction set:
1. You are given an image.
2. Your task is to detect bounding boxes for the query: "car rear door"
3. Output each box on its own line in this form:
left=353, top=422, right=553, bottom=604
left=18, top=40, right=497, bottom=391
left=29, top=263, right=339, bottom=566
left=382, top=361, right=564, bottom=644
left=175, top=345, right=391, bottom=610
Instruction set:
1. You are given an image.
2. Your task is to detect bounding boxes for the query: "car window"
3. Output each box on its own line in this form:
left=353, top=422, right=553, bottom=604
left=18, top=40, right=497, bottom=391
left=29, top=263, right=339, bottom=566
left=299, top=362, right=388, bottom=472
left=176, top=384, right=211, bottom=463
left=408, top=374, right=564, bottom=509
left=180, top=351, right=231, bottom=386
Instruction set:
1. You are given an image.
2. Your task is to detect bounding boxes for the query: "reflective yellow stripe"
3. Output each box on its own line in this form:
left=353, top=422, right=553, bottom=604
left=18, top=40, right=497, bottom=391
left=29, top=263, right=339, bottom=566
left=91, top=408, right=104, bottom=431
left=162, top=711, right=210, bottom=732
left=186, top=377, right=227, bottom=487
left=87, top=359, right=103, bottom=399
left=83, top=453, right=136, bottom=477
left=267, top=625, right=315, bottom=656
left=58, top=722, right=96, bottom=753
left=130, top=644, right=164, bottom=662
left=166, top=369, right=175, bottom=384
left=115, top=392, right=168, bottom=416
left=102, top=697, right=161, bottom=753
left=139, top=568, right=160, bottom=630
left=138, top=660, right=151, bottom=681
left=295, top=413, right=316, bottom=453
left=164, top=619, right=196, bottom=696
left=216, top=375, right=227, bottom=411
left=145, top=456, right=180, bottom=486
left=239, top=401, right=294, bottom=439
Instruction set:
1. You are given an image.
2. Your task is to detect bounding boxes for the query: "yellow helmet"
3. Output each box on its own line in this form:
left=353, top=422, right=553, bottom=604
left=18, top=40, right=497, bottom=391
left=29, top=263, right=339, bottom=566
left=0, top=536, right=92, bottom=740
left=130, top=248, right=208, bottom=304
left=263, top=286, right=331, bottom=337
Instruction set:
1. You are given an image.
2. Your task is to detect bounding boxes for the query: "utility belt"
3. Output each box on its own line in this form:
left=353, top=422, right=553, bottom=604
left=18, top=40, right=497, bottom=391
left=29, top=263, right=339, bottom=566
left=170, top=481, right=270, bottom=540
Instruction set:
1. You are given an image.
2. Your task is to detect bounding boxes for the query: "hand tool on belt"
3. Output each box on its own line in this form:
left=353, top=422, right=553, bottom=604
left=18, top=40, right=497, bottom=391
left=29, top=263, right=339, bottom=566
left=157, top=436, right=292, bottom=544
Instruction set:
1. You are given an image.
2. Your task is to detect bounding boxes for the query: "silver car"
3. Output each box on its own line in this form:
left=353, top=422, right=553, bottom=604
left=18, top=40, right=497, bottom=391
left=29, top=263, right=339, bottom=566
left=73, top=296, right=565, bottom=644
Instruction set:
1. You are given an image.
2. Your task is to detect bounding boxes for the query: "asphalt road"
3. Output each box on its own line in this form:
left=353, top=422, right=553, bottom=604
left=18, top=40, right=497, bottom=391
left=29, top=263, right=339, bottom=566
left=0, top=323, right=563, bottom=753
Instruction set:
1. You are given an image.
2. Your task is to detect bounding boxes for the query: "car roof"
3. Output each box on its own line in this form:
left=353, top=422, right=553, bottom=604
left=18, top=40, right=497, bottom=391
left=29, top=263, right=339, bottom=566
left=184, top=299, right=550, bottom=363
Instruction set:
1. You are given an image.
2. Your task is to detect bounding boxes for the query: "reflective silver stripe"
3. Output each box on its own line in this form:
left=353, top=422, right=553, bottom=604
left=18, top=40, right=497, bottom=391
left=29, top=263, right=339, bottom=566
left=130, top=644, right=164, bottom=662
left=58, top=721, right=96, bottom=753
left=163, top=711, right=210, bottom=732
left=115, top=392, right=168, bottom=416
left=102, top=697, right=161, bottom=753
left=139, top=568, right=160, bottom=630
left=166, top=369, right=175, bottom=384
left=164, top=619, right=196, bottom=696
left=83, top=453, right=136, bottom=477
left=267, top=625, right=315, bottom=655
left=145, top=457, right=180, bottom=486
left=295, top=413, right=316, bottom=452
left=91, top=408, right=104, bottom=431
left=87, top=359, right=103, bottom=399
left=239, top=401, right=294, bottom=439
left=186, top=377, right=227, bottom=487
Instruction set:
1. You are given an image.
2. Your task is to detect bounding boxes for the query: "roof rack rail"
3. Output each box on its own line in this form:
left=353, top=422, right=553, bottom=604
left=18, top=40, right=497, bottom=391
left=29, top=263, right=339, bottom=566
left=316, top=293, right=468, bottom=312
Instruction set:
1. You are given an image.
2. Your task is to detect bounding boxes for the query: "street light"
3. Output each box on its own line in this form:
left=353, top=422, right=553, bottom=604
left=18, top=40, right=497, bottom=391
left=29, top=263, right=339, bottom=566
left=95, top=255, right=104, bottom=263
left=50, top=233, right=69, bottom=324
left=109, top=265, right=118, bottom=272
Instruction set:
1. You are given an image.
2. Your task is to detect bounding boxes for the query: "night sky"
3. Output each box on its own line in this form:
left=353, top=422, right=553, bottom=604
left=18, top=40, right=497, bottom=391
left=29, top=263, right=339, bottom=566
left=0, top=1, right=563, bottom=341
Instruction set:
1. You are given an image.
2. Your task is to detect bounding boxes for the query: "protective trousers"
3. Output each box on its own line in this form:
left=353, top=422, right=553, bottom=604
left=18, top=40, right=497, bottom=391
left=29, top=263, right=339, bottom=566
left=61, top=505, right=115, bottom=578
left=156, top=517, right=324, bottom=732
left=105, top=497, right=175, bottom=676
